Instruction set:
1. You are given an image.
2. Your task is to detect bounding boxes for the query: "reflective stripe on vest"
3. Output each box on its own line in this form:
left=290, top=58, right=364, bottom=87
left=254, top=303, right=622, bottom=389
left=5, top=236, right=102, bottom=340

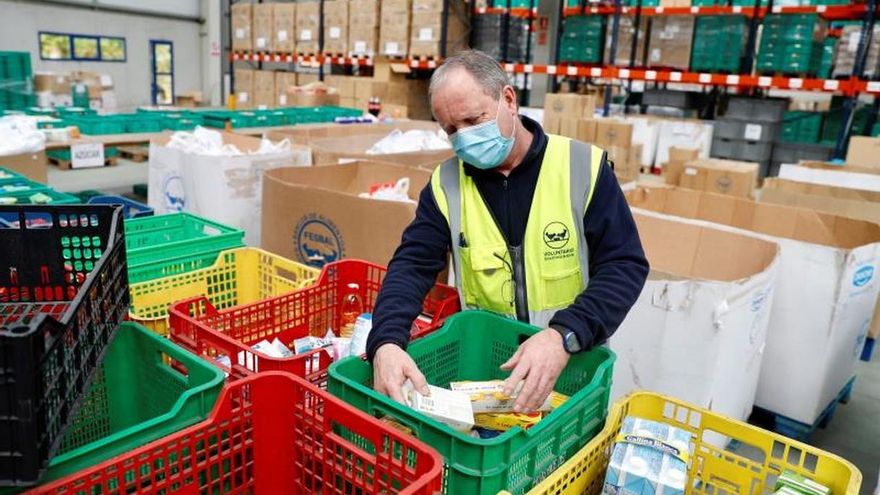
left=431, top=134, right=603, bottom=328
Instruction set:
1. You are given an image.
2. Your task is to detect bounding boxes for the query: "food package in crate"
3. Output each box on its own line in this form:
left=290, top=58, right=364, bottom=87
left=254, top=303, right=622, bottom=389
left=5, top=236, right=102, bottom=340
left=603, top=416, right=693, bottom=495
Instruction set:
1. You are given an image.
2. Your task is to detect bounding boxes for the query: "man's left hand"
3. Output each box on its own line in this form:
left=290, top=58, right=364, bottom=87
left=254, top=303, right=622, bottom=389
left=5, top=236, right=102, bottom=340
left=500, top=328, right=570, bottom=413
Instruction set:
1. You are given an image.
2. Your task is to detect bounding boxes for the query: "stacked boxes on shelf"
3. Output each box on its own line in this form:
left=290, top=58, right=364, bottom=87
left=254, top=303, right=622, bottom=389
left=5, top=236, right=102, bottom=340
left=606, top=17, right=648, bottom=66
left=711, top=96, right=786, bottom=179
left=233, top=67, right=253, bottom=108
left=757, top=14, right=828, bottom=75
left=231, top=3, right=252, bottom=51
left=252, top=3, right=274, bottom=52
left=252, top=70, right=276, bottom=109
left=647, top=16, right=695, bottom=70
left=323, top=0, right=349, bottom=55
left=349, top=0, right=380, bottom=56
left=692, top=16, right=747, bottom=73
left=472, top=14, right=531, bottom=61
left=0, top=51, right=34, bottom=111
left=273, top=3, right=296, bottom=53
left=409, top=0, right=469, bottom=58
left=296, top=1, right=320, bottom=55
left=380, top=0, right=411, bottom=57
left=833, top=25, right=880, bottom=78
left=560, top=15, right=605, bottom=64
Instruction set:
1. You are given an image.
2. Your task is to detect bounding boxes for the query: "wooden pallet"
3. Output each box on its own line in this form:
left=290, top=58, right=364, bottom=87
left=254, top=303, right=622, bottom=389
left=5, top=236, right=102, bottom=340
left=117, top=145, right=149, bottom=162
left=48, top=155, right=118, bottom=170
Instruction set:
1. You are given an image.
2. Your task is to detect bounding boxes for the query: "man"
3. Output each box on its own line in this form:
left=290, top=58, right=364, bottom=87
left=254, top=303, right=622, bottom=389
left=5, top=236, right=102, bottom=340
left=366, top=50, right=649, bottom=413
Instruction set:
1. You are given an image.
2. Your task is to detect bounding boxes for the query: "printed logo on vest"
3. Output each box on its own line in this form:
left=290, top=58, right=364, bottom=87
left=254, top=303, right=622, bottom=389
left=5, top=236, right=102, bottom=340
left=294, top=213, right=345, bottom=268
left=543, top=222, right=571, bottom=250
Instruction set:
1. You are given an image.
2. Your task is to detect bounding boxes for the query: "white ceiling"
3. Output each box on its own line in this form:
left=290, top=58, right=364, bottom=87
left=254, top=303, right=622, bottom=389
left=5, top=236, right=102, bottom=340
left=48, top=0, right=201, bottom=19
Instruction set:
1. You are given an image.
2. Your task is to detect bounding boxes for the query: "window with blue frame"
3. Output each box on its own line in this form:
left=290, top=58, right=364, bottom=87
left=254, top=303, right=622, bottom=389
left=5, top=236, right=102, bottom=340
left=39, top=32, right=126, bottom=62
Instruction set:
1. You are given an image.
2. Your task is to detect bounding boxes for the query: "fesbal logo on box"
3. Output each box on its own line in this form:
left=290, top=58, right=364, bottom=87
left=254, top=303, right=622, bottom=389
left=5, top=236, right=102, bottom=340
left=853, top=264, right=875, bottom=288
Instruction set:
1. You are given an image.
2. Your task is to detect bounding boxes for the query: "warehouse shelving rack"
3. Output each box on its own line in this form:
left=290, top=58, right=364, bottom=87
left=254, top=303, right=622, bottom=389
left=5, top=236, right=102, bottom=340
left=224, top=0, right=878, bottom=156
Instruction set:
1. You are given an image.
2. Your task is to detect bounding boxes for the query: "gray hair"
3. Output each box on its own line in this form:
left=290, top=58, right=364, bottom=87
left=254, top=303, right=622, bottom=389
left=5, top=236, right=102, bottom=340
left=428, top=50, right=511, bottom=105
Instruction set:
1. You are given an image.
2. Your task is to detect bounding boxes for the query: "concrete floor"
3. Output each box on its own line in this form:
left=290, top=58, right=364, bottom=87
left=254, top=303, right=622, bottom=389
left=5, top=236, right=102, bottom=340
left=46, top=159, right=880, bottom=495
left=811, top=349, right=880, bottom=495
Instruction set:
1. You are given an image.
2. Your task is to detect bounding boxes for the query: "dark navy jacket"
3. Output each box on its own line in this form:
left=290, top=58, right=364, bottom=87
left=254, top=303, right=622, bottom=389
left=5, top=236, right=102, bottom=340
left=366, top=116, right=649, bottom=361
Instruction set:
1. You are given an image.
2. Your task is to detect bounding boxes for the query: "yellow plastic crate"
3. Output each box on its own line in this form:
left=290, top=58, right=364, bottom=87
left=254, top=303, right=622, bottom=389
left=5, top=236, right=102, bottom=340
left=511, top=392, right=861, bottom=495
left=129, top=247, right=320, bottom=335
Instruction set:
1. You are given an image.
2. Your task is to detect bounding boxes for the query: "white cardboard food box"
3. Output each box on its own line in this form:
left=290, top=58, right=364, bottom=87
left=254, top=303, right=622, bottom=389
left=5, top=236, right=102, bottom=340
left=626, top=187, right=880, bottom=425
left=611, top=213, right=780, bottom=423
left=779, top=162, right=880, bottom=193
left=654, top=119, right=713, bottom=170
left=148, top=131, right=310, bottom=245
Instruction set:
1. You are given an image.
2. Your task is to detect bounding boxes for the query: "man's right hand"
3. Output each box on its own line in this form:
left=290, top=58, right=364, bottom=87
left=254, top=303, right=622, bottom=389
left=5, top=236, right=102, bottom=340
left=373, top=343, right=430, bottom=404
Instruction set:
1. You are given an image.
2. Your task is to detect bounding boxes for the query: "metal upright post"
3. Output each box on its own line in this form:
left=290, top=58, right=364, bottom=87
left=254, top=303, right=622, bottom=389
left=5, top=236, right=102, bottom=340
left=319, top=0, right=325, bottom=81
left=502, top=0, right=512, bottom=61
left=224, top=0, right=233, bottom=103
left=441, top=0, right=451, bottom=58
left=625, top=0, right=643, bottom=114
left=522, top=0, right=537, bottom=105
left=835, top=0, right=876, bottom=158
left=605, top=0, right=623, bottom=116
left=742, top=0, right=767, bottom=77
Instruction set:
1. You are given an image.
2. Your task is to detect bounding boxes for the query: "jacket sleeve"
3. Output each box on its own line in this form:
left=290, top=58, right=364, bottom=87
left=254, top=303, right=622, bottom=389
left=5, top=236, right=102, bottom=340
left=549, top=159, right=649, bottom=350
left=366, top=183, right=451, bottom=362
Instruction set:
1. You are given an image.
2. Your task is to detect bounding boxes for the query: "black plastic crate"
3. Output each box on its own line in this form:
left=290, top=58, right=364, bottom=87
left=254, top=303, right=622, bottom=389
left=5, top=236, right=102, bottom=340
left=725, top=96, right=789, bottom=123
left=0, top=205, right=128, bottom=487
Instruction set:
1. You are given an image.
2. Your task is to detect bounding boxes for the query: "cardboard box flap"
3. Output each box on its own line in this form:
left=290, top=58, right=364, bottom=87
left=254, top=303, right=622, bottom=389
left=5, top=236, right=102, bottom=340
left=763, top=177, right=880, bottom=203
left=626, top=186, right=880, bottom=249
left=636, top=213, right=778, bottom=283
left=265, top=160, right=429, bottom=201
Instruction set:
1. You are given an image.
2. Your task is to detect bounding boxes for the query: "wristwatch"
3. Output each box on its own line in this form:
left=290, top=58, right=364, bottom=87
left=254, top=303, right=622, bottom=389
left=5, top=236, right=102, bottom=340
left=550, top=324, right=582, bottom=354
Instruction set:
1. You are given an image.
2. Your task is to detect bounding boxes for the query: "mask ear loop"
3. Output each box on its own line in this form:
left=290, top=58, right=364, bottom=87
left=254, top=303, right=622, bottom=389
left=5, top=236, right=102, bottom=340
left=498, top=91, right=517, bottom=140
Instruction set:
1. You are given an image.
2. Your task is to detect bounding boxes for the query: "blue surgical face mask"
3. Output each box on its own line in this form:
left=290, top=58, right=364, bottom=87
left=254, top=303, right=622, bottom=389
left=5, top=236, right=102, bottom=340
left=450, top=97, right=516, bottom=170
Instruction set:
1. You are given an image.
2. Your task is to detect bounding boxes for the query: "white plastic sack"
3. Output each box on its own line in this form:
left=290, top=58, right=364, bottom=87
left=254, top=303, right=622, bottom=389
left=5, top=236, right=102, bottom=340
left=0, top=116, right=46, bottom=155
left=366, top=129, right=450, bottom=155
left=358, top=177, right=414, bottom=204
left=164, top=126, right=292, bottom=157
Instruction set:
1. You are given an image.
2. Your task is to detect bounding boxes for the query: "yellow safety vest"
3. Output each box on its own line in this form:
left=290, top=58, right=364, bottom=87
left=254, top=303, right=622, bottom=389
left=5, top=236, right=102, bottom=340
left=431, top=134, right=604, bottom=327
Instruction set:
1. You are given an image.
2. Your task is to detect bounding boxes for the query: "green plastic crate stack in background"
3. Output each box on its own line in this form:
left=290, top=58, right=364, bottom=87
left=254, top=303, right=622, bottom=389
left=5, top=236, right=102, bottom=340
left=328, top=311, right=616, bottom=495
left=491, top=0, right=539, bottom=7
left=781, top=111, right=824, bottom=143
left=821, top=97, right=874, bottom=144
left=757, top=14, right=827, bottom=75
left=817, top=37, right=836, bottom=78
left=692, top=16, right=747, bottom=72
left=66, top=115, right=128, bottom=135
left=39, top=322, right=225, bottom=483
left=0, top=187, right=79, bottom=205
left=125, top=212, right=246, bottom=283
left=560, top=15, right=605, bottom=63
left=0, top=51, right=34, bottom=112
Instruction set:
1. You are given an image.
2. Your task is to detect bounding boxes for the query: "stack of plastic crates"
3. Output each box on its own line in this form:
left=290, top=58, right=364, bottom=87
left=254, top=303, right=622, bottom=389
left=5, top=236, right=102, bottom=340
left=328, top=310, right=616, bottom=494
left=129, top=247, right=320, bottom=336
left=515, top=392, right=862, bottom=495
left=168, top=258, right=460, bottom=383
left=0, top=205, right=127, bottom=487
left=28, top=322, right=225, bottom=485
left=28, top=372, right=445, bottom=495
left=124, top=212, right=245, bottom=283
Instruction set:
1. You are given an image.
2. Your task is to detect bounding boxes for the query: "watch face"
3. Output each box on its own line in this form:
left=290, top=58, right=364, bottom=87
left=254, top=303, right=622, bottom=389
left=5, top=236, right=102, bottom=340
left=564, top=332, right=581, bottom=353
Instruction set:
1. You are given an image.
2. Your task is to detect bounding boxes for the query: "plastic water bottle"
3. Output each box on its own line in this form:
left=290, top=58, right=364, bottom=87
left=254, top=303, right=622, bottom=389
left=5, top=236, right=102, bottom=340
left=340, top=283, right=363, bottom=338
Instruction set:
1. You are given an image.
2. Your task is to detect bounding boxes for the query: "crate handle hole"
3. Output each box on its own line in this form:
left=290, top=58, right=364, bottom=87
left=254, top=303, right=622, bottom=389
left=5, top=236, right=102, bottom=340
left=24, top=212, right=53, bottom=229
left=162, top=352, right=190, bottom=379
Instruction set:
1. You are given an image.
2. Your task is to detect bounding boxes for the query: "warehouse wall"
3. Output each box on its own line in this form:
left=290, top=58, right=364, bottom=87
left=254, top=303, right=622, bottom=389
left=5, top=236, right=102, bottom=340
left=0, top=0, right=204, bottom=110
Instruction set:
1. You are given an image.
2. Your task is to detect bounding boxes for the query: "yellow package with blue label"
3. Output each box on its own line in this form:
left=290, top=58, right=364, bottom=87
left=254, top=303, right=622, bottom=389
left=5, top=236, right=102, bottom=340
left=474, top=411, right=542, bottom=431
left=449, top=380, right=570, bottom=413
left=603, top=416, right=692, bottom=495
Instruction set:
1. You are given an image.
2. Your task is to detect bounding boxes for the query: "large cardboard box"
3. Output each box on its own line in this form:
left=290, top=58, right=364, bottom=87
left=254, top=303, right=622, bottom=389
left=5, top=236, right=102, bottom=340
left=273, top=3, right=296, bottom=53
left=268, top=120, right=451, bottom=167
left=0, top=150, right=48, bottom=183
left=380, top=0, right=412, bottom=56
left=274, top=72, right=298, bottom=106
left=349, top=0, right=380, bottom=55
left=252, top=3, right=274, bottom=51
left=606, top=17, right=648, bottom=66
left=668, top=158, right=758, bottom=198
left=543, top=94, right=596, bottom=134
left=148, top=131, right=310, bottom=246
left=595, top=119, right=633, bottom=150
left=647, top=16, right=694, bottom=70
left=286, top=86, right=340, bottom=107
left=626, top=186, right=880, bottom=425
left=323, top=0, right=349, bottom=54
left=262, top=161, right=432, bottom=267
left=662, top=146, right=701, bottom=185
left=296, top=1, right=320, bottom=54
left=779, top=161, right=880, bottom=192
left=231, top=3, right=253, bottom=51
left=234, top=68, right=254, bottom=109
left=612, top=213, right=779, bottom=422
left=846, top=136, right=880, bottom=168
left=253, top=70, right=276, bottom=109
left=409, top=1, right=469, bottom=58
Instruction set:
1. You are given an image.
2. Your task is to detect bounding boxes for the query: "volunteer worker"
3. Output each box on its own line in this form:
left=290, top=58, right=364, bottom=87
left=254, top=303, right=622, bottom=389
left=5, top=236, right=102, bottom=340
left=366, top=50, right=649, bottom=413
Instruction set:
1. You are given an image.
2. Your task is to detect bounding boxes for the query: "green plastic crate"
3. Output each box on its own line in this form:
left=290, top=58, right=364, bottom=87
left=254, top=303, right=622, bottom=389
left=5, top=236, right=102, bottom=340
left=125, top=212, right=245, bottom=283
left=40, top=322, right=225, bottom=483
left=126, top=117, right=165, bottom=133
left=782, top=111, right=824, bottom=143
left=0, top=167, right=27, bottom=185
left=0, top=187, right=79, bottom=205
left=68, top=116, right=128, bottom=135
left=328, top=310, right=616, bottom=495
left=692, top=16, right=747, bottom=72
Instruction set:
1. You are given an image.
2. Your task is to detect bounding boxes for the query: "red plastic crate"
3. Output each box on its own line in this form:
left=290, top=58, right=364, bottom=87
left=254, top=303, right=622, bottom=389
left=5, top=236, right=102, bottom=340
left=169, top=259, right=459, bottom=383
left=27, top=372, right=445, bottom=495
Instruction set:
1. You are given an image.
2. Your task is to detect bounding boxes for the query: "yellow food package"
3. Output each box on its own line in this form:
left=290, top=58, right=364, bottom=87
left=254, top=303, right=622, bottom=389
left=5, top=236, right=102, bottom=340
left=450, top=380, right=571, bottom=413
left=474, top=412, right=542, bottom=431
